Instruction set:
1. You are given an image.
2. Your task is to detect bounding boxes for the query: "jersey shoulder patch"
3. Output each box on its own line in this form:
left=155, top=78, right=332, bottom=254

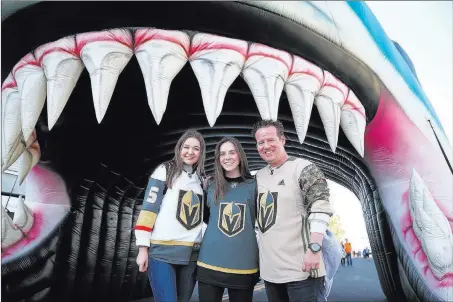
left=151, top=164, right=167, bottom=182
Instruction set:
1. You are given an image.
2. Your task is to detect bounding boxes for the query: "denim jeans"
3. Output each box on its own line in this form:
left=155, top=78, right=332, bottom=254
left=148, top=257, right=197, bottom=302
left=264, top=277, right=325, bottom=302
left=346, top=253, right=353, bottom=266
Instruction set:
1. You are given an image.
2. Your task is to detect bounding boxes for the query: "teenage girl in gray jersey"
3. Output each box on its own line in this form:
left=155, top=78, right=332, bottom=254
left=197, top=137, right=259, bottom=302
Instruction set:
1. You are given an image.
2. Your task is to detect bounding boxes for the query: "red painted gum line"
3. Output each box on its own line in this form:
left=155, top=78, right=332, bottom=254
left=190, top=36, right=248, bottom=58
left=320, top=82, right=348, bottom=100
left=343, top=96, right=366, bottom=118
left=1, top=79, right=17, bottom=91
left=322, top=71, right=348, bottom=100
left=246, top=52, right=292, bottom=72
left=35, top=42, right=79, bottom=66
left=247, top=43, right=292, bottom=71
left=12, top=54, right=41, bottom=78
left=135, top=29, right=189, bottom=56
left=288, top=57, right=323, bottom=84
left=75, top=30, right=133, bottom=56
left=289, top=70, right=323, bottom=85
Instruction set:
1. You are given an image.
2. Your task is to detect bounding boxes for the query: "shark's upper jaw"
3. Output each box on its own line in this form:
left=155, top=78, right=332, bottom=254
left=1, top=26, right=372, bottom=178
left=1, top=2, right=452, bottom=302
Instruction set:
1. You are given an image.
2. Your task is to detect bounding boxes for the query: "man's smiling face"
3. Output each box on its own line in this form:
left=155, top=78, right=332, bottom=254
left=255, top=126, right=286, bottom=167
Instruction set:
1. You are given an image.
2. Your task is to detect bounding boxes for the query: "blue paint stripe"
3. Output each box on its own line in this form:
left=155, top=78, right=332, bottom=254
left=347, top=1, right=445, bottom=134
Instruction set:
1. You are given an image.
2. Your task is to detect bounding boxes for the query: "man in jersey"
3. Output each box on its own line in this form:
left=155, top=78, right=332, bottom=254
left=252, top=120, right=333, bottom=302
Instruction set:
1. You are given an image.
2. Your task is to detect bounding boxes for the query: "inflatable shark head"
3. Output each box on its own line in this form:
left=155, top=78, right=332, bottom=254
left=2, top=2, right=452, bottom=301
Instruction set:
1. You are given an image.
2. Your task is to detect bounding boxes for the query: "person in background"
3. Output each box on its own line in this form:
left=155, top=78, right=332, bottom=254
left=134, top=129, right=206, bottom=302
left=344, top=239, right=353, bottom=267
left=252, top=120, right=333, bottom=302
left=340, top=242, right=346, bottom=267
left=363, top=247, right=371, bottom=261
left=197, top=137, right=259, bottom=302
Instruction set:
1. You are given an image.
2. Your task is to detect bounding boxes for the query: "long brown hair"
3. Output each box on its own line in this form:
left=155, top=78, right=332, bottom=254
left=166, top=129, right=206, bottom=189
left=213, top=137, right=252, bottom=203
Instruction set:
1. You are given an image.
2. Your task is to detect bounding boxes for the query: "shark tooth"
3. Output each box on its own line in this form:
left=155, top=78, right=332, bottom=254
left=12, top=196, right=34, bottom=232
left=285, top=55, right=324, bottom=144
left=2, top=128, right=37, bottom=173
left=190, top=33, right=248, bottom=126
left=77, top=29, right=133, bottom=123
left=340, top=90, right=366, bottom=157
left=17, top=133, right=41, bottom=185
left=13, top=53, right=47, bottom=142
left=243, top=43, right=292, bottom=120
left=1, top=74, right=22, bottom=170
left=315, top=71, right=348, bottom=152
left=134, top=28, right=190, bottom=125
left=1, top=205, right=24, bottom=250
left=34, top=36, right=84, bottom=130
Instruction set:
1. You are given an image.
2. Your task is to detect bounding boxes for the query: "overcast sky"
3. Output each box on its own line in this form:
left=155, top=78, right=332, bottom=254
left=331, top=1, right=453, bottom=249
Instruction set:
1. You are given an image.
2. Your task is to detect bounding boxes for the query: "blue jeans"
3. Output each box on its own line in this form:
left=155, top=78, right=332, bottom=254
left=148, top=257, right=197, bottom=302
left=346, top=253, right=353, bottom=266
left=264, top=277, right=325, bottom=302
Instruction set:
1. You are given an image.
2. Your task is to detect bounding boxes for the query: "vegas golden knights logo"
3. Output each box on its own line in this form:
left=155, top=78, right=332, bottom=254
left=177, top=190, right=202, bottom=230
left=257, top=191, right=278, bottom=233
left=218, top=202, right=246, bottom=237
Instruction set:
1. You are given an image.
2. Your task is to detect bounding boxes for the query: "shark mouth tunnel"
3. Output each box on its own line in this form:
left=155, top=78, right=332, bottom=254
left=1, top=1, right=452, bottom=302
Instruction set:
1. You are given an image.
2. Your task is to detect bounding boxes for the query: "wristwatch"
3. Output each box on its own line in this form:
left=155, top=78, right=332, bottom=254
left=308, top=243, right=322, bottom=253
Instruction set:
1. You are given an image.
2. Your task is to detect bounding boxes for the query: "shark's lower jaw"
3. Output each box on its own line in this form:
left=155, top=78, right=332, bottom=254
left=1, top=2, right=452, bottom=302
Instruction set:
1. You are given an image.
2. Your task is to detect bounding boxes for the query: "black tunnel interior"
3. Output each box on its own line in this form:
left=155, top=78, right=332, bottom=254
left=3, top=60, right=403, bottom=301
left=1, top=1, right=406, bottom=301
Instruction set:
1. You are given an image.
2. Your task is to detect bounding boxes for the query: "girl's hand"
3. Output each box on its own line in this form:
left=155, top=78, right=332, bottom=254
left=136, top=247, right=149, bottom=272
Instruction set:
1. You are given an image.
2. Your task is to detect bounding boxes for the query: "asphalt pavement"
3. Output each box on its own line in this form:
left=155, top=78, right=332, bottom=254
left=133, top=257, right=387, bottom=302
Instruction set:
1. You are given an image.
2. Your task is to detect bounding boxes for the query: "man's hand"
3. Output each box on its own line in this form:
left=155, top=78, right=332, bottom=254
left=136, top=247, right=149, bottom=272
left=302, top=249, right=321, bottom=273
left=302, top=232, right=323, bottom=275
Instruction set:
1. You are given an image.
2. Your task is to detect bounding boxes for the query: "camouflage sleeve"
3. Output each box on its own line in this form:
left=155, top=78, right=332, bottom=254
left=298, top=163, right=333, bottom=234
left=134, top=164, right=167, bottom=247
